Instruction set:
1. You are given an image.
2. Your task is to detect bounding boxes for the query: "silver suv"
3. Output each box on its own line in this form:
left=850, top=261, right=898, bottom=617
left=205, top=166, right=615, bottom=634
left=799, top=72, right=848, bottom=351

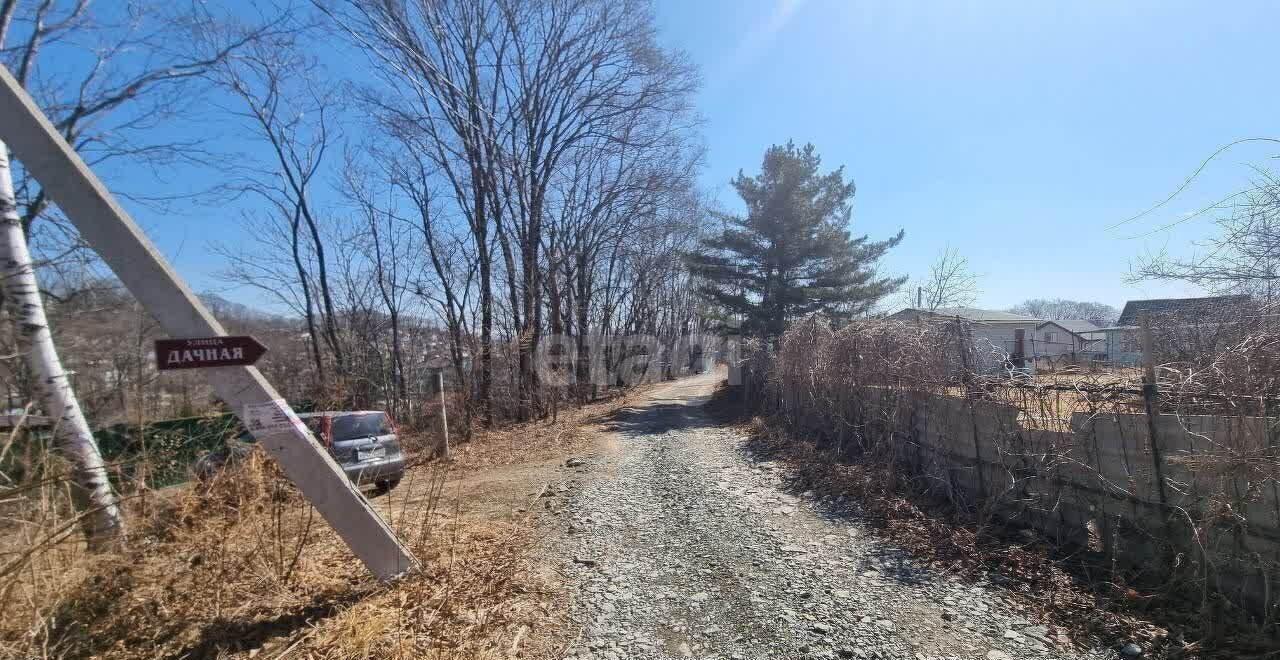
left=195, top=410, right=405, bottom=493
left=298, top=411, right=404, bottom=492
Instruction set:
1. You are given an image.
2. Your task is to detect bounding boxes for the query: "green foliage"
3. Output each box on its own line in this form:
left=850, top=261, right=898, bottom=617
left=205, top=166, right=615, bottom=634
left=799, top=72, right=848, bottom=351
left=94, top=414, right=242, bottom=489
left=93, top=414, right=240, bottom=486
left=687, top=142, right=905, bottom=338
left=0, top=413, right=244, bottom=492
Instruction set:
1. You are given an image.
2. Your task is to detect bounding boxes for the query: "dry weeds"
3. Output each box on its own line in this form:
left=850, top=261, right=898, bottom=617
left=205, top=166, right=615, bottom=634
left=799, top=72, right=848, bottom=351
left=0, top=374, right=671, bottom=659
left=730, top=310, right=1280, bottom=658
left=709, top=386, right=1280, bottom=659
left=441, top=384, right=661, bottom=473
left=10, top=404, right=633, bottom=660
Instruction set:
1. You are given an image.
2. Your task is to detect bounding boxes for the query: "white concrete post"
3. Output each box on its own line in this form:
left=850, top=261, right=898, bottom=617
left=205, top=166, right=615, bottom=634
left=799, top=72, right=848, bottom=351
left=0, top=65, right=417, bottom=579
left=432, top=371, right=450, bottom=460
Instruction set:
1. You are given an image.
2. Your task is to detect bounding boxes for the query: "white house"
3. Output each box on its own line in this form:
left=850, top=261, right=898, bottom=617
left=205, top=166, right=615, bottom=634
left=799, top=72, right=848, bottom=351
left=1034, top=319, right=1104, bottom=360
left=888, top=307, right=1042, bottom=372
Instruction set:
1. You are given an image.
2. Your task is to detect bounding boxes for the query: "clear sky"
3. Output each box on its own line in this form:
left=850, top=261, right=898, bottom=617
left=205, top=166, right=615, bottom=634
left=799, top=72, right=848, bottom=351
left=118, top=0, right=1280, bottom=313
left=650, top=0, right=1280, bottom=311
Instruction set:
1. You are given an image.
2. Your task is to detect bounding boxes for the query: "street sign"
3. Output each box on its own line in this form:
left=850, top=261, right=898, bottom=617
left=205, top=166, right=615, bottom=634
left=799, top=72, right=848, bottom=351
left=155, top=336, right=267, bottom=370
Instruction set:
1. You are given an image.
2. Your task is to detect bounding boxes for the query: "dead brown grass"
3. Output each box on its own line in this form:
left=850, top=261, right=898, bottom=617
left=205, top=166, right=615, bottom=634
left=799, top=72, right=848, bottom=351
left=442, top=383, right=663, bottom=473
left=0, top=376, right=681, bottom=659
left=0, top=416, right=592, bottom=660
left=0, top=375, right=684, bottom=660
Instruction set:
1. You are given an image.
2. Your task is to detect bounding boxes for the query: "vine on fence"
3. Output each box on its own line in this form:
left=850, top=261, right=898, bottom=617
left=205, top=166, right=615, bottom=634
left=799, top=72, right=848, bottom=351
left=742, top=313, right=1280, bottom=638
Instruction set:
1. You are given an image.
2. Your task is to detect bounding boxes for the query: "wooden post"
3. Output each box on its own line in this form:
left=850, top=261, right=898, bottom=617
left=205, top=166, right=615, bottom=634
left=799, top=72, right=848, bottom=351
left=432, top=370, right=449, bottom=460
left=949, top=319, right=987, bottom=499
left=0, top=64, right=417, bottom=579
left=1140, top=313, right=1170, bottom=509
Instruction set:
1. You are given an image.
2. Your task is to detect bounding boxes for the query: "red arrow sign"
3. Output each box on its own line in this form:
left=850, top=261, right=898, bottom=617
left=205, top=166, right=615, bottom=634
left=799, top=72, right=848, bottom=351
left=154, top=336, right=267, bottom=371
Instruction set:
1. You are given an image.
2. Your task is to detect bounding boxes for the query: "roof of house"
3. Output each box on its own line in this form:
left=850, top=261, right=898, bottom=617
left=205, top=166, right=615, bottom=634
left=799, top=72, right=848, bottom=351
left=1051, top=319, right=1100, bottom=334
left=1115, top=295, right=1253, bottom=326
left=890, top=307, right=1040, bottom=324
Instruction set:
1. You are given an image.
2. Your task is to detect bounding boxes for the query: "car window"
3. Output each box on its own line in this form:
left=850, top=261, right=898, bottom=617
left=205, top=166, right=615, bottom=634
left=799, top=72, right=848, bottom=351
left=330, top=413, right=392, bottom=441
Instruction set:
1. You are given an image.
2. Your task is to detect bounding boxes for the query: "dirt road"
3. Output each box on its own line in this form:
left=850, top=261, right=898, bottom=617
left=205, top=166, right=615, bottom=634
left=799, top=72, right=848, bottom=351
left=544, top=372, right=1114, bottom=660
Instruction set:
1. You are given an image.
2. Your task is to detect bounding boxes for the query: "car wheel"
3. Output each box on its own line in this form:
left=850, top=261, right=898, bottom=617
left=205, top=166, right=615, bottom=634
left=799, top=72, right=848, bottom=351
left=375, top=478, right=400, bottom=493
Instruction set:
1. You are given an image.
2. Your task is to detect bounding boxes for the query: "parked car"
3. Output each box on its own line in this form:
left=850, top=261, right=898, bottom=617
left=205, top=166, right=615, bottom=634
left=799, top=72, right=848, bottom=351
left=299, top=411, right=404, bottom=492
left=195, top=410, right=404, bottom=492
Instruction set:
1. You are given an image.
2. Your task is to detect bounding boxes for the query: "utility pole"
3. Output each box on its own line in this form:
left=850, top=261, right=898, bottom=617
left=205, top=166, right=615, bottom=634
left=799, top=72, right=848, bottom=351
left=0, top=65, right=417, bottom=580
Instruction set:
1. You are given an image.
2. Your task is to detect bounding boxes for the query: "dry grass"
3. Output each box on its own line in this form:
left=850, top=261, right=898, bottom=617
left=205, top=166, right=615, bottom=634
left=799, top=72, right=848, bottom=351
left=738, top=314, right=1280, bottom=657
left=0, top=374, right=673, bottom=659
left=442, top=383, right=661, bottom=473
left=0, top=430, right=589, bottom=659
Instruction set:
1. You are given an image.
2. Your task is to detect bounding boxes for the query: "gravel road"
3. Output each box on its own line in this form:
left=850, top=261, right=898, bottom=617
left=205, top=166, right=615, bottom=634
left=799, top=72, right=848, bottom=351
left=546, top=373, right=1118, bottom=660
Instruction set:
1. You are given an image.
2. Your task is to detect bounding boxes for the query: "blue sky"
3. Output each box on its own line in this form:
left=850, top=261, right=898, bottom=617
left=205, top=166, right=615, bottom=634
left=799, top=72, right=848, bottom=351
left=650, top=0, right=1280, bottom=310
left=121, top=0, right=1280, bottom=313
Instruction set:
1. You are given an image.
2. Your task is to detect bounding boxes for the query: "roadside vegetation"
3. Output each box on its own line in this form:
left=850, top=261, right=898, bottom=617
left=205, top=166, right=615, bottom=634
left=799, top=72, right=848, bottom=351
left=0, top=381, right=665, bottom=658
left=0, top=1, right=1278, bottom=658
left=728, top=308, right=1278, bottom=659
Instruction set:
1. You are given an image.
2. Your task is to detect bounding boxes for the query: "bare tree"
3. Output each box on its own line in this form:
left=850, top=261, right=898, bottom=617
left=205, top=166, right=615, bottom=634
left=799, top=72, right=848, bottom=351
left=2, top=1, right=284, bottom=264
left=1009, top=298, right=1118, bottom=326
left=323, top=0, right=510, bottom=416
left=491, top=0, right=698, bottom=417
left=0, top=146, right=122, bottom=546
left=346, top=158, right=418, bottom=417
left=0, top=0, right=281, bottom=549
left=919, top=247, right=980, bottom=311
left=211, top=19, right=349, bottom=389
left=1133, top=169, right=1280, bottom=307
left=389, top=153, right=477, bottom=397
left=322, top=0, right=703, bottom=420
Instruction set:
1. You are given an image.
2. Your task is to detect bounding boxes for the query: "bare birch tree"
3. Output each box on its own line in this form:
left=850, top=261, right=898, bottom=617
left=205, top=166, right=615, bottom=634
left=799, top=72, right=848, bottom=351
left=0, top=146, right=123, bottom=545
left=0, top=1, right=289, bottom=545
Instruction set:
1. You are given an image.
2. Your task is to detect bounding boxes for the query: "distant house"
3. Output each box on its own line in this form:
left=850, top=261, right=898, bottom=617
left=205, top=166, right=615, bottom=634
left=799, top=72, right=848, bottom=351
left=1097, top=295, right=1253, bottom=364
left=888, top=307, right=1042, bottom=369
left=1034, top=319, right=1104, bottom=359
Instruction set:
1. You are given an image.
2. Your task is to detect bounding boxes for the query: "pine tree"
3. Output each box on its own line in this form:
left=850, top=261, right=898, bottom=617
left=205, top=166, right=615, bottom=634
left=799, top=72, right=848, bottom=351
left=688, top=142, right=905, bottom=338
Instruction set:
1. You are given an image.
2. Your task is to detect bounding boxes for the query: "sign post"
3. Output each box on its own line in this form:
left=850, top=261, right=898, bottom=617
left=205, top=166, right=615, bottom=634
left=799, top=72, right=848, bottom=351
left=0, top=65, right=418, bottom=580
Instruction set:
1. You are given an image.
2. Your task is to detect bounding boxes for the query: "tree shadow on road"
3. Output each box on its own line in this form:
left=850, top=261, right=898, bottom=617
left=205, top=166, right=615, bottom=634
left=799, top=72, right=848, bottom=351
left=593, top=397, right=722, bottom=436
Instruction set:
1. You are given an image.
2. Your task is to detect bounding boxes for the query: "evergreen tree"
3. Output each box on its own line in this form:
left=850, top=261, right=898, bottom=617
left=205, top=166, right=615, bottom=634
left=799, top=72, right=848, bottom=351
left=689, top=142, right=905, bottom=338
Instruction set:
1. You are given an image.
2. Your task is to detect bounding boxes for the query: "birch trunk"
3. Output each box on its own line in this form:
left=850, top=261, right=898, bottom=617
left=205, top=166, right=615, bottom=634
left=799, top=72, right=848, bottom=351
left=0, top=143, right=124, bottom=547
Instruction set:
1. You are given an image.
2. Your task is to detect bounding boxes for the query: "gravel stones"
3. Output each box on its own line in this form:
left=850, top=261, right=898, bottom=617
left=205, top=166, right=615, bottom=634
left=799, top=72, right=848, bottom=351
left=553, top=376, right=1114, bottom=660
